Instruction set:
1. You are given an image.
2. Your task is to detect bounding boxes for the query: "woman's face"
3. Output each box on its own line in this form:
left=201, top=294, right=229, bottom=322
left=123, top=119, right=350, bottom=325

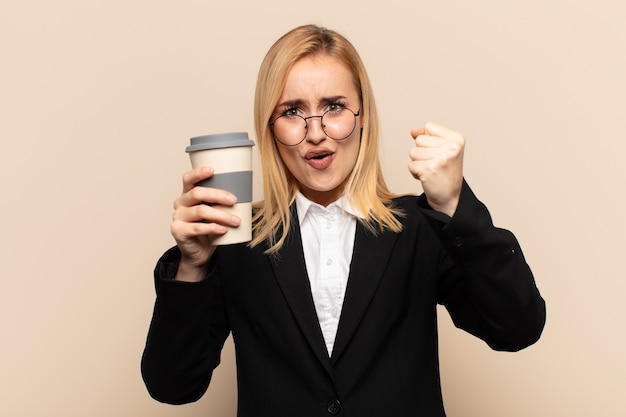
left=272, top=54, right=362, bottom=206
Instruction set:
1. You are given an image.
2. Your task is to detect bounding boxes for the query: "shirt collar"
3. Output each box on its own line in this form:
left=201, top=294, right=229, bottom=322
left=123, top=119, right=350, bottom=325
left=295, top=191, right=363, bottom=226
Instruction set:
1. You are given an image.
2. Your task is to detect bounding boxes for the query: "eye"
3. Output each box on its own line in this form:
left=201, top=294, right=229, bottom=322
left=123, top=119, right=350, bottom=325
left=281, top=107, right=302, bottom=118
left=326, top=101, right=347, bottom=113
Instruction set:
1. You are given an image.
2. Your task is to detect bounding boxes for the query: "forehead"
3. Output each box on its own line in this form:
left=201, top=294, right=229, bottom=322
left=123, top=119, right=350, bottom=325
left=279, top=54, right=358, bottom=102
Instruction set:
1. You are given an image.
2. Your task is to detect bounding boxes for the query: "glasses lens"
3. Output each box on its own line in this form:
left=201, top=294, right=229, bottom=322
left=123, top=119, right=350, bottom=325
left=272, top=116, right=306, bottom=146
left=321, top=108, right=356, bottom=140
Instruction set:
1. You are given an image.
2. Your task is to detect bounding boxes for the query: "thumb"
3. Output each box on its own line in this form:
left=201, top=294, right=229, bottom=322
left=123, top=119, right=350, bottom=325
left=410, top=127, right=426, bottom=139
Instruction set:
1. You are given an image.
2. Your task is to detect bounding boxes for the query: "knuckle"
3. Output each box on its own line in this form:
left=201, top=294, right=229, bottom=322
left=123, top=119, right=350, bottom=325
left=172, top=205, right=184, bottom=221
left=170, top=221, right=184, bottom=237
left=189, top=186, right=204, bottom=202
left=189, top=221, right=205, bottom=235
left=211, top=223, right=228, bottom=235
left=193, top=203, right=207, bottom=218
left=173, top=195, right=183, bottom=210
left=182, top=171, right=194, bottom=188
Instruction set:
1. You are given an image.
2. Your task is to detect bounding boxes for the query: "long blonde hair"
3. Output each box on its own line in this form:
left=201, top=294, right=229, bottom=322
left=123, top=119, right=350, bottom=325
left=251, top=24, right=403, bottom=254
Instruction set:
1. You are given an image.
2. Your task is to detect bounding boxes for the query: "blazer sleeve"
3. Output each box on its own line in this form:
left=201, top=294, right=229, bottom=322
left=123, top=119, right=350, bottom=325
left=418, top=180, right=546, bottom=351
left=141, top=246, right=230, bottom=404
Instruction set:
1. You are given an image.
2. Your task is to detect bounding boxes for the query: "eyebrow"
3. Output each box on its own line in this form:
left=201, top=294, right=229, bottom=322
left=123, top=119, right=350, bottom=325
left=276, top=95, right=349, bottom=109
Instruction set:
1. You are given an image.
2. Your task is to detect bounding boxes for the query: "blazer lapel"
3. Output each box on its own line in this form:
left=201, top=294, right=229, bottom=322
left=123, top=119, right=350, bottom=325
left=269, top=213, right=334, bottom=377
left=331, top=222, right=399, bottom=363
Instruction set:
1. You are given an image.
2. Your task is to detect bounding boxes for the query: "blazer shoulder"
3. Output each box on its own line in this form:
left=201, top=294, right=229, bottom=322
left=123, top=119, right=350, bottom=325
left=391, top=194, right=419, bottom=207
left=390, top=194, right=424, bottom=222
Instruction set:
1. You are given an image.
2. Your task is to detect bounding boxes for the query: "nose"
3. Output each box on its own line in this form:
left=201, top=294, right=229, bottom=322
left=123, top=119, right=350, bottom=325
left=304, top=115, right=326, bottom=143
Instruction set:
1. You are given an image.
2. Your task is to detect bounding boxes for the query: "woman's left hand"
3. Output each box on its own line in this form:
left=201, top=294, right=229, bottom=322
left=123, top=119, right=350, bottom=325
left=409, top=122, right=465, bottom=217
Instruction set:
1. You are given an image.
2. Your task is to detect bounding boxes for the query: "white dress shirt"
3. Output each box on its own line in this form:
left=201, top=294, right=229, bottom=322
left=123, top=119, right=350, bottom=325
left=295, top=192, right=361, bottom=357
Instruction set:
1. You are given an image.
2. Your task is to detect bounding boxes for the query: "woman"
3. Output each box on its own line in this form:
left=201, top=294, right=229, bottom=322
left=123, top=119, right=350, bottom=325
left=142, top=24, right=545, bottom=416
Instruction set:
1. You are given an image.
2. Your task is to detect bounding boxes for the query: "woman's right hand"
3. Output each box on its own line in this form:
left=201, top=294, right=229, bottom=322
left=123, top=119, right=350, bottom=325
left=171, top=165, right=240, bottom=282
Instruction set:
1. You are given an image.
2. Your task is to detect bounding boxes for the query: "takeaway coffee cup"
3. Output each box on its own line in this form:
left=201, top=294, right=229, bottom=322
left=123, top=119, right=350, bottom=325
left=186, top=132, right=255, bottom=245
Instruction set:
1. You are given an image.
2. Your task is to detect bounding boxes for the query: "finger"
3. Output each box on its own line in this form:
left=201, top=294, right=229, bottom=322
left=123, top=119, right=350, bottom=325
left=175, top=203, right=241, bottom=227
left=172, top=218, right=228, bottom=239
left=409, top=146, right=445, bottom=161
left=182, top=166, right=214, bottom=193
left=176, top=186, right=237, bottom=209
left=424, top=122, right=464, bottom=144
left=410, top=127, right=426, bottom=139
left=171, top=219, right=228, bottom=247
left=413, top=134, right=442, bottom=148
left=424, top=122, right=447, bottom=137
left=412, top=123, right=456, bottom=139
left=408, top=159, right=428, bottom=180
left=411, top=140, right=464, bottom=165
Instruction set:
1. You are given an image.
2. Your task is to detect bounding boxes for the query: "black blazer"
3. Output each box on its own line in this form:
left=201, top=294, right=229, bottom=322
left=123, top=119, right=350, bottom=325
left=142, top=182, right=546, bottom=417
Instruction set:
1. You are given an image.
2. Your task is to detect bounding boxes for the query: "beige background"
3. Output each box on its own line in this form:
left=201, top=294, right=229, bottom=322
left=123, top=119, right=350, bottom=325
left=1, top=1, right=625, bottom=416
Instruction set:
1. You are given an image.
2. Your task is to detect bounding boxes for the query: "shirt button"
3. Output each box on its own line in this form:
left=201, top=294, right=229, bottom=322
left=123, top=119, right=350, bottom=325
left=331, top=307, right=339, bottom=318
left=327, top=399, right=341, bottom=415
left=326, top=258, right=333, bottom=266
left=453, top=236, right=465, bottom=247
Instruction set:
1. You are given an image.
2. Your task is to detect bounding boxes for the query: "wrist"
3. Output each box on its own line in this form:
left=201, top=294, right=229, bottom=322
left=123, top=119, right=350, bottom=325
left=175, top=258, right=209, bottom=283
left=427, top=196, right=459, bottom=218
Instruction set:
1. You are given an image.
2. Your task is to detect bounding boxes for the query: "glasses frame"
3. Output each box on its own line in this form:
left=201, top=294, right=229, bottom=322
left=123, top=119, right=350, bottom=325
left=269, top=107, right=361, bottom=146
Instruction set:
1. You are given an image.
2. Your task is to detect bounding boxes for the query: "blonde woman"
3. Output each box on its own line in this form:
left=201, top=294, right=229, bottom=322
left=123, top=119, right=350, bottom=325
left=142, top=24, right=545, bottom=417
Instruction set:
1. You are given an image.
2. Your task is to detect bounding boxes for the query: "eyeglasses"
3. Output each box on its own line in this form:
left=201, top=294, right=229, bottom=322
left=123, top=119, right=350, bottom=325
left=269, top=106, right=360, bottom=146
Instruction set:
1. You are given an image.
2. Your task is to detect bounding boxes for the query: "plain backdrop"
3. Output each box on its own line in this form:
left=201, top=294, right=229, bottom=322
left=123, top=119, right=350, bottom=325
left=2, top=1, right=625, bottom=416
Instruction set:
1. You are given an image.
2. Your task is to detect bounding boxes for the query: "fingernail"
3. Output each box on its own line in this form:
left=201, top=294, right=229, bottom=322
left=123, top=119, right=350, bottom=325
left=225, top=194, right=236, bottom=204
left=231, top=216, right=241, bottom=225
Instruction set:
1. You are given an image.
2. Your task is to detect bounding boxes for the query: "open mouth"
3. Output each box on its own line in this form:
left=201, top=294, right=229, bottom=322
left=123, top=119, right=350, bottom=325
left=305, top=150, right=334, bottom=160
left=304, top=149, right=335, bottom=169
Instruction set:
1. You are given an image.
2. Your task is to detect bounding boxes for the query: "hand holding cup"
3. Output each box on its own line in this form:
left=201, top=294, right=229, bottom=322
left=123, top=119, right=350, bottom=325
left=171, top=132, right=255, bottom=281
left=171, top=166, right=241, bottom=281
